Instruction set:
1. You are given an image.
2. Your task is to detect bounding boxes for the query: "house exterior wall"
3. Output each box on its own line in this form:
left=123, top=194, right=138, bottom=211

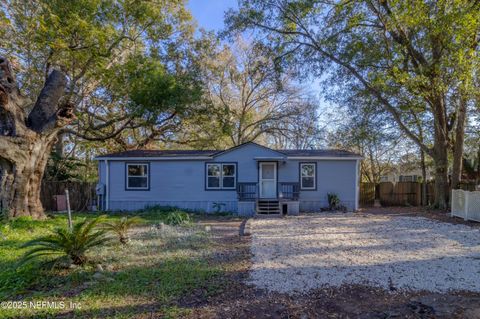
left=279, top=160, right=357, bottom=211
left=97, top=143, right=359, bottom=214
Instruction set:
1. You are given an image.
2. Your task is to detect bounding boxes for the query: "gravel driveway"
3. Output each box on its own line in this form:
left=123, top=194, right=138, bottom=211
left=249, top=214, right=480, bottom=294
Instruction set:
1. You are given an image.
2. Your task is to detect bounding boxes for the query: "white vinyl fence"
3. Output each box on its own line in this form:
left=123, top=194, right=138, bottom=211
left=451, top=189, right=480, bottom=222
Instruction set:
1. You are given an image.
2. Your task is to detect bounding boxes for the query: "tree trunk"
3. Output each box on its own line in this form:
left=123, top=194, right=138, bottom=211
left=432, top=96, right=449, bottom=209
left=451, top=96, right=467, bottom=189
left=432, top=151, right=449, bottom=209
left=420, top=148, right=427, bottom=206
left=0, top=136, right=58, bottom=218
left=0, top=56, right=73, bottom=219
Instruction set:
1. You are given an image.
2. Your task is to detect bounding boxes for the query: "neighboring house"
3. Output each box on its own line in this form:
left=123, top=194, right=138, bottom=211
left=95, top=142, right=362, bottom=216
left=380, top=168, right=433, bottom=183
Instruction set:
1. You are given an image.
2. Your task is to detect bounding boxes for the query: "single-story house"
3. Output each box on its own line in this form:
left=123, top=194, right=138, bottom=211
left=95, top=142, right=362, bottom=215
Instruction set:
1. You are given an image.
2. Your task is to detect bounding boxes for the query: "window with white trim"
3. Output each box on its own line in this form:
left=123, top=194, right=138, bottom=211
left=126, top=163, right=149, bottom=190
left=300, top=163, right=316, bottom=190
left=206, top=163, right=236, bottom=189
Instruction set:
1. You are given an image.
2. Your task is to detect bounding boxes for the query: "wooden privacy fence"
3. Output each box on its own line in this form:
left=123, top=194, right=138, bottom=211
left=360, top=181, right=478, bottom=207
left=41, top=181, right=95, bottom=211
left=359, top=182, right=375, bottom=206
left=360, top=182, right=433, bottom=207
left=379, top=182, right=423, bottom=206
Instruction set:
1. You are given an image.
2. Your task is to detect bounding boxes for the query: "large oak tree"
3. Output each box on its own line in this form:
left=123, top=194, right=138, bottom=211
left=0, top=0, right=198, bottom=218
left=226, top=0, right=480, bottom=208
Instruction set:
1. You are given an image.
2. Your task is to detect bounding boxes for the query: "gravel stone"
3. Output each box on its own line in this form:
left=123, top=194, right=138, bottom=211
left=249, top=214, right=480, bottom=294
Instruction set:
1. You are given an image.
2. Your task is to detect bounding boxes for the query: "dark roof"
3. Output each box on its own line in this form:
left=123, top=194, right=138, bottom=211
left=97, top=145, right=361, bottom=159
left=97, top=149, right=217, bottom=158
left=280, top=149, right=361, bottom=157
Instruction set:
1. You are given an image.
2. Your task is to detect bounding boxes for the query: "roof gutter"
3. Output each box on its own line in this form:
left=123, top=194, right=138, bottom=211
left=286, top=156, right=363, bottom=160
left=94, top=156, right=363, bottom=161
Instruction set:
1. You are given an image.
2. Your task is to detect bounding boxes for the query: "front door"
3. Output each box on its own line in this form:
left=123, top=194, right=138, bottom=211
left=259, top=162, right=277, bottom=198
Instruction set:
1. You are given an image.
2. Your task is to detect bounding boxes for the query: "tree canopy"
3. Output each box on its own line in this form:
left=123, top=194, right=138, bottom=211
left=226, top=0, right=480, bottom=208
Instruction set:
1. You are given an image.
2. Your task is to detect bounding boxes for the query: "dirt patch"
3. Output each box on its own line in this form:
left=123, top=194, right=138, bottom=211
left=178, top=216, right=480, bottom=319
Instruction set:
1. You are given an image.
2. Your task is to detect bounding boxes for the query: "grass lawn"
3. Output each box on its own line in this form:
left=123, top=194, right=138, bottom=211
left=0, top=209, right=222, bottom=318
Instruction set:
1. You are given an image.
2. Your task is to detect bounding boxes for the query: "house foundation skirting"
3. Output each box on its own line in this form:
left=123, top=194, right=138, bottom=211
left=105, top=199, right=356, bottom=214
left=108, top=200, right=238, bottom=213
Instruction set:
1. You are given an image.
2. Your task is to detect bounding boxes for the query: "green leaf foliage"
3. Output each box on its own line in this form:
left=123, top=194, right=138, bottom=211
left=19, top=215, right=110, bottom=267
left=102, top=216, right=142, bottom=244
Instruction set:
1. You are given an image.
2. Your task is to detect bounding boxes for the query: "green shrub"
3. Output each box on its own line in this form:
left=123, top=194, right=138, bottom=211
left=0, top=208, right=8, bottom=224
left=103, top=216, right=142, bottom=244
left=327, top=193, right=340, bottom=210
left=142, top=205, right=178, bottom=214
left=19, top=215, right=110, bottom=267
left=164, top=210, right=191, bottom=226
left=212, top=202, right=226, bottom=213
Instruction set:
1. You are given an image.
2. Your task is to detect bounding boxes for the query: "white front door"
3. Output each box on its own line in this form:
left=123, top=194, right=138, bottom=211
left=259, top=162, right=277, bottom=198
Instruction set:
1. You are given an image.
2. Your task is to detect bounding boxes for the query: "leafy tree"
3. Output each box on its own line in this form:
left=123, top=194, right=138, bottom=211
left=0, top=0, right=199, bottom=218
left=226, top=0, right=480, bottom=208
left=178, top=37, right=319, bottom=149
left=329, top=106, right=401, bottom=184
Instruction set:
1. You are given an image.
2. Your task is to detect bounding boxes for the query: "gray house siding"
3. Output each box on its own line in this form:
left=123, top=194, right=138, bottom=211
left=280, top=160, right=357, bottom=211
left=107, top=160, right=238, bottom=212
left=97, top=143, right=359, bottom=214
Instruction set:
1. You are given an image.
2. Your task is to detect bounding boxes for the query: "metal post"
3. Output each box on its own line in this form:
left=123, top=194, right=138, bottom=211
left=65, top=189, right=72, bottom=231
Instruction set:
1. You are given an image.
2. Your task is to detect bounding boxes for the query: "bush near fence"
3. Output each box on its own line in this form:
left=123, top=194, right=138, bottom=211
left=40, top=181, right=95, bottom=211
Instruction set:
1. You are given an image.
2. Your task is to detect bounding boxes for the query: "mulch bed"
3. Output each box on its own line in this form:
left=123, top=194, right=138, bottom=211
left=176, top=215, right=480, bottom=319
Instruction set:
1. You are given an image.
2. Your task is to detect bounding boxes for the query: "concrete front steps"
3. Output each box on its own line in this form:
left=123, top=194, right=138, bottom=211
left=256, top=200, right=280, bottom=215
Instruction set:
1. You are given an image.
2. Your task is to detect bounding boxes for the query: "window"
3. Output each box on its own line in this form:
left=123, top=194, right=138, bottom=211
left=399, top=175, right=417, bottom=182
left=126, top=163, right=149, bottom=190
left=300, top=163, right=316, bottom=190
left=206, top=163, right=236, bottom=189
left=380, top=176, right=389, bottom=182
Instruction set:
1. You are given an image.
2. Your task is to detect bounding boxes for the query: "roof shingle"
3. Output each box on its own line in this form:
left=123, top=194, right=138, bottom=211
left=97, top=147, right=361, bottom=159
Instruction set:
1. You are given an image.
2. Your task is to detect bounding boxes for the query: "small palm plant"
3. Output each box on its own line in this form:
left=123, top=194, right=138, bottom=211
left=19, top=215, right=109, bottom=267
left=102, top=216, right=142, bottom=244
left=164, top=210, right=191, bottom=226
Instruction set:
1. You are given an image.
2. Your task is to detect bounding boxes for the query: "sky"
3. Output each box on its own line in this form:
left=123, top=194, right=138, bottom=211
left=187, top=0, right=238, bottom=33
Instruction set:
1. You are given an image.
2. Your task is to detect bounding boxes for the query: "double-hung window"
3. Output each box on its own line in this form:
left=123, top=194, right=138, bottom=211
left=300, top=163, right=316, bottom=190
left=126, top=163, right=149, bottom=190
left=206, top=163, right=236, bottom=189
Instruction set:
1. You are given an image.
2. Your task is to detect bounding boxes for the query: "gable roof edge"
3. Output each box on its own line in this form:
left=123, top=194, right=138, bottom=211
left=212, top=141, right=286, bottom=158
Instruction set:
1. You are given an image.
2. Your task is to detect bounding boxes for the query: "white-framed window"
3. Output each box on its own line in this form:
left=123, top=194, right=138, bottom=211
left=300, top=162, right=316, bottom=190
left=206, top=163, right=236, bottom=189
left=126, top=163, right=149, bottom=190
